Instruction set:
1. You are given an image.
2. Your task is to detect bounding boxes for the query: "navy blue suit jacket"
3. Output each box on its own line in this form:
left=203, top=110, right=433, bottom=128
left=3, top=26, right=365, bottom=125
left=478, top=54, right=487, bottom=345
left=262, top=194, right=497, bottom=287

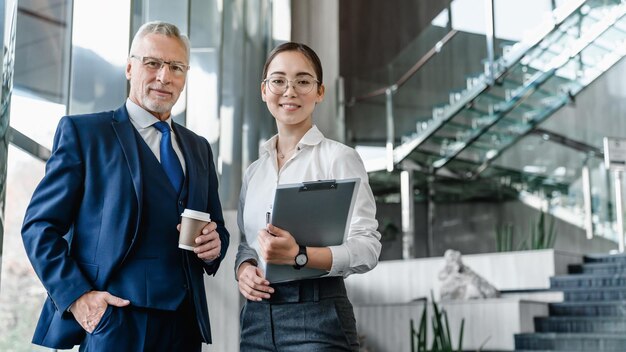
left=21, top=105, right=229, bottom=349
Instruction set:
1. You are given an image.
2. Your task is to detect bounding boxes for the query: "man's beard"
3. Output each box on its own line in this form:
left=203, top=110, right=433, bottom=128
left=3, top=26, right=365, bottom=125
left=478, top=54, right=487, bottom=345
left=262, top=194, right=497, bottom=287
left=142, top=95, right=175, bottom=114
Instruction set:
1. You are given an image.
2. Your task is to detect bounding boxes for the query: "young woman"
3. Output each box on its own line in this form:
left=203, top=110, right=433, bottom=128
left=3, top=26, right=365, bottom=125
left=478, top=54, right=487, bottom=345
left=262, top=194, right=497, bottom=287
left=235, top=42, right=382, bottom=351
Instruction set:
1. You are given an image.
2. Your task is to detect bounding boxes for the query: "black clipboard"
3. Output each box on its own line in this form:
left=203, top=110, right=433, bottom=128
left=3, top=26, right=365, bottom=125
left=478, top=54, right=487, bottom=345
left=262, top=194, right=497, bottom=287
left=265, top=178, right=360, bottom=283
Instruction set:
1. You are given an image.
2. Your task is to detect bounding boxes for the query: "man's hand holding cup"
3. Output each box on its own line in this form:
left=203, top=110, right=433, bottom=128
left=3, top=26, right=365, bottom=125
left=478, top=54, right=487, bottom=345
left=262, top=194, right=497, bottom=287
left=179, top=209, right=221, bottom=261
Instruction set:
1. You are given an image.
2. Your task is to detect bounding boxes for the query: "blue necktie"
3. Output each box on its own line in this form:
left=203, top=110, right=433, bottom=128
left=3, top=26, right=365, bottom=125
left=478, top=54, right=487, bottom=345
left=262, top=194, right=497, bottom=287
left=153, top=121, right=184, bottom=193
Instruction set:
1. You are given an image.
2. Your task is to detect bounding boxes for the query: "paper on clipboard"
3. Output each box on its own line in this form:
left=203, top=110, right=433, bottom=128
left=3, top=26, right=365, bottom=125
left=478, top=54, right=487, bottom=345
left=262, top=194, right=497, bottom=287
left=264, top=178, right=360, bottom=283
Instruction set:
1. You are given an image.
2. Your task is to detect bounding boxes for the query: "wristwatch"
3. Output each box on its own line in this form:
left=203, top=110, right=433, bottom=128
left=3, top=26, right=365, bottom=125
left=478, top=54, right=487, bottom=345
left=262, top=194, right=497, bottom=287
left=293, top=244, right=308, bottom=270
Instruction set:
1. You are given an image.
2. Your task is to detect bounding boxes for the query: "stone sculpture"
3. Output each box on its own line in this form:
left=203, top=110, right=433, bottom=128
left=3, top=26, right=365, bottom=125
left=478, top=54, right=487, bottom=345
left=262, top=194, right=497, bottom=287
left=439, top=249, right=500, bottom=300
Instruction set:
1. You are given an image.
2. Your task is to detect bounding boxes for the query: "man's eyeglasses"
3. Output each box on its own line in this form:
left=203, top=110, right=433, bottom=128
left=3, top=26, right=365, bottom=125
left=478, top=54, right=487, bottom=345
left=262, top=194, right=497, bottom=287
left=263, top=76, right=320, bottom=95
left=130, top=55, right=189, bottom=76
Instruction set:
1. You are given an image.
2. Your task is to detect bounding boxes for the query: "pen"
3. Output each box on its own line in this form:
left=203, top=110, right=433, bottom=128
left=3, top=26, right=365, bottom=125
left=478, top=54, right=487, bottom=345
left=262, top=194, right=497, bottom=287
left=266, top=210, right=275, bottom=236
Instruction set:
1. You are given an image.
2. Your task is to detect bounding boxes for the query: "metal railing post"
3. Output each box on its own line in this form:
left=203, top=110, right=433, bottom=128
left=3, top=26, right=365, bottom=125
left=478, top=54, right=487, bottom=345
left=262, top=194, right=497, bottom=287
left=615, top=170, right=625, bottom=252
left=385, top=87, right=395, bottom=172
left=484, top=0, right=496, bottom=83
left=401, top=170, right=415, bottom=259
left=582, top=163, right=594, bottom=240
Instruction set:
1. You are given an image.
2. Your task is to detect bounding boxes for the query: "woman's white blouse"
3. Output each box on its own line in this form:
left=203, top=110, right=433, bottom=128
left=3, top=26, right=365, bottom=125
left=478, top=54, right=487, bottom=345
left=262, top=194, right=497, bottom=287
left=235, top=125, right=382, bottom=278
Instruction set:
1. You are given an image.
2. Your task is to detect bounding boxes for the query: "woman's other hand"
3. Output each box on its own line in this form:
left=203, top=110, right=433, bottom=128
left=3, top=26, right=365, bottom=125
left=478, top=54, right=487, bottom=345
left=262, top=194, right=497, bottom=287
left=236, top=262, right=274, bottom=301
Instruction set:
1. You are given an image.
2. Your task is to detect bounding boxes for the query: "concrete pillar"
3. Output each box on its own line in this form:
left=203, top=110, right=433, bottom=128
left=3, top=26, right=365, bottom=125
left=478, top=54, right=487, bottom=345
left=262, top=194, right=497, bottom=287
left=291, top=0, right=341, bottom=142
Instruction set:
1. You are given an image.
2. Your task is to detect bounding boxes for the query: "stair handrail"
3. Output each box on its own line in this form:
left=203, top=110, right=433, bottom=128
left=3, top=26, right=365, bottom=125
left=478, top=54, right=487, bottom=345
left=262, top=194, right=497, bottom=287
left=355, top=0, right=591, bottom=174
left=346, top=0, right=587, bottom=110
left=392, top=0, right=613, bottom=173
left=347, top=30, right=458, bottom=107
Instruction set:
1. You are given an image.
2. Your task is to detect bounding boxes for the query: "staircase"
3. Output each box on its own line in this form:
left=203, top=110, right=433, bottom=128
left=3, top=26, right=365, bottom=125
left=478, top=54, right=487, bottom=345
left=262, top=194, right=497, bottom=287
left=390, top=0, right=626, bottom=179
left=356, top=0, right=626, bottom=219
left=515, top=253, right=626, bottom=351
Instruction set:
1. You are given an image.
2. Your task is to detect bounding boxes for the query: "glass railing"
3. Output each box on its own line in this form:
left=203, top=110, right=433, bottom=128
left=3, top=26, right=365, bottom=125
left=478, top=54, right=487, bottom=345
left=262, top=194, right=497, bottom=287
left=347, top=27, right=461, bottom=147
left=399, top=0, right=626, bottom=176
left=347, top=0, right=626, bottom=243
left=349, top=25, right=461, bottom=105
left=511, top=152, right=617, bottom=242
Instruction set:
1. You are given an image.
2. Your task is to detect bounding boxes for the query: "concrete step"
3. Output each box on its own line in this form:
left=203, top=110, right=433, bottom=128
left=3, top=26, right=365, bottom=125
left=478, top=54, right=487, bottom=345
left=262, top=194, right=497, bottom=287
left=515, top=332, right=626, bottom=351
left=549, top=301, right=626, bottom=316
left=534, top=316, right=626, bottom=333
left=584, top=253, right=626, bottom=264
left=550, top=274, right=626, bottom=289
left=569, top=262, right=626, bottom=275
left=560, top=286, right=626, bottom=301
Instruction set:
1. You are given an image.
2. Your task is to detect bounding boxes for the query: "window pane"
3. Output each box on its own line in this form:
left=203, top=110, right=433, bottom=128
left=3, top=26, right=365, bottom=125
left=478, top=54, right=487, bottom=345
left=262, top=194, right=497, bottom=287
left=14, top=0, right=72, bottom=105
left=10, top=92, right=65, bottom=150
left=0, top=145, right=49, bottom=351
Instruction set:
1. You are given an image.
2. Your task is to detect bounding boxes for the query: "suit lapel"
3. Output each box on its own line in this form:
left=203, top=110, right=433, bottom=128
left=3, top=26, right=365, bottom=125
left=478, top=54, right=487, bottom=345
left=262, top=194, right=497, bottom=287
left=111, top=105, right=143, bottom=243
left=173, top=123, right=210, bottom=212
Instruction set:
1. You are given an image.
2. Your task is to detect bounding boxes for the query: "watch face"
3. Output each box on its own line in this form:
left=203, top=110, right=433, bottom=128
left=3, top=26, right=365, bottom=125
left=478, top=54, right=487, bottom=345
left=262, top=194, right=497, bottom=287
left=295, top=253, right=307, bottom=266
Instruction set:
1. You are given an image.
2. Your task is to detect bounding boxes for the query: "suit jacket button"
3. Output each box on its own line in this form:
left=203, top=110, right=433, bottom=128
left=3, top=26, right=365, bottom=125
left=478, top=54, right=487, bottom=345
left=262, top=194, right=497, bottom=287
left=178, top=200, right=184, bottom=206
left=183, top=284, right=189, bottom=290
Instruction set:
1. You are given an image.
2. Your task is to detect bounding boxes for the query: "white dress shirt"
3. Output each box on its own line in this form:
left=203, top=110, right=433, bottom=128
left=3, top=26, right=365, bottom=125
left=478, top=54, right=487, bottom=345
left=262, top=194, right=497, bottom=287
left=236, top=125, right=382, bottom=278
left=125, top=98, right=186, bottom=174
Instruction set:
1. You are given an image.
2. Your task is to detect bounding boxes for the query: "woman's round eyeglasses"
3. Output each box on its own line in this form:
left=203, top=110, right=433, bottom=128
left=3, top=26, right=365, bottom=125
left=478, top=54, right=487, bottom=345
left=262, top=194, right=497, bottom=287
left=263, top=76, right=320, bottom=95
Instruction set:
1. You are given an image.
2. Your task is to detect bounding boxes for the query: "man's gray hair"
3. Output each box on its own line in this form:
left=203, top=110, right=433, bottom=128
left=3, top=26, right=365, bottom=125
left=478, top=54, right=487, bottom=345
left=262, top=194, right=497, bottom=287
left=129, top=21, right=190, bottom=60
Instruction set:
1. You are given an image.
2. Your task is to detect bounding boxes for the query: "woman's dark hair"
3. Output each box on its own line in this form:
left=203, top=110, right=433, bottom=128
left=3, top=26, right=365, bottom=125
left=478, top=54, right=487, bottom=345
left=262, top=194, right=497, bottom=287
left=262, top=42, right=323, bottom=84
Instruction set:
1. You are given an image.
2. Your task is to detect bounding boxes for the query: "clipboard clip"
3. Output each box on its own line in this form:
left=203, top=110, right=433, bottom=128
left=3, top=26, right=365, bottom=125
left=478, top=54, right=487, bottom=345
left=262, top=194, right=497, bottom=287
left=299, top=179, right=337, bottom=192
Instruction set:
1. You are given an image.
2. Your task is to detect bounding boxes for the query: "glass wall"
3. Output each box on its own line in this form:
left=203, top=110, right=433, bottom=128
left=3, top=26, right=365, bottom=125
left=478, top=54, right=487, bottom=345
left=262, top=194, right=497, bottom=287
left=0, top=0, right=72, bottom=350
left=14, top=0, right=72, bottom=105
left=69, top=0, right=130, bottom=115
left=348, top=0, right=626, bottom=254
left=0, top=143, right=49, bottom=352
left=0, top=0, right=275, bottom=349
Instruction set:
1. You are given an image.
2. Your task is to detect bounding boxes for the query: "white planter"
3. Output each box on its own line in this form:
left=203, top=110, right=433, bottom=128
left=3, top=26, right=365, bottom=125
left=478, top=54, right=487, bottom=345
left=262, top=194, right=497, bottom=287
left=346, top=249, right=580, bottom=304
left=348, top=249, right=582, bottom=351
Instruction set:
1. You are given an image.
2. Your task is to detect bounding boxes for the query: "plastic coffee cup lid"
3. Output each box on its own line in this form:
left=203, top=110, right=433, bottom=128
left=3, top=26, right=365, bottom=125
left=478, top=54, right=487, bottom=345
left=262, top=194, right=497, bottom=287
left=181, top=209, right=211, bottom=222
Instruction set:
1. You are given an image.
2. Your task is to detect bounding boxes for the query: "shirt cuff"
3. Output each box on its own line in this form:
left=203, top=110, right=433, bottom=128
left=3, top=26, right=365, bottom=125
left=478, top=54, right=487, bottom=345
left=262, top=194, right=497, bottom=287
left=235, top=258, right=258, bottom=279
left=328, top=245, right=349, bottom=276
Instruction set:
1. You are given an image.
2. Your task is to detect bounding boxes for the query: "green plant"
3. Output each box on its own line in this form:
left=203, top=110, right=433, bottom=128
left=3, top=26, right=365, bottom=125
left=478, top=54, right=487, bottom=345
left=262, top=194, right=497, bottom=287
left=495, top=223, right=515, bottom=252
left=495, top=212, right=558, bottom=252
left=410, top=293, right=464, bottom=352
left=518, top=212, right=557, bottom=250
left=410, top=305, right=428, bottom=352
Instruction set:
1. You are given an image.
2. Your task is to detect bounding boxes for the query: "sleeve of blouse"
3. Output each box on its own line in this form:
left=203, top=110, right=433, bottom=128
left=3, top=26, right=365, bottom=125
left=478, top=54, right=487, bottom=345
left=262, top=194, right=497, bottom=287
left=326, top=146, right=382, bottom=277
left=234, top=167, right=260, bottom=279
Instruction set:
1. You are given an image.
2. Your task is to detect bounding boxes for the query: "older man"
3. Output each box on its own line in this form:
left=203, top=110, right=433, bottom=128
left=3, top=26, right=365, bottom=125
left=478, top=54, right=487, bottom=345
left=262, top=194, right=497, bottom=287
left=21, top=21, right=229, bottom=351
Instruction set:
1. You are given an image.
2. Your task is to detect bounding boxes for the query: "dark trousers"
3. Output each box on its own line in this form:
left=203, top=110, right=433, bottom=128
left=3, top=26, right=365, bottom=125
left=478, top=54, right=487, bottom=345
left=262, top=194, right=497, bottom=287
left=240, top=277, right=359, bottom=352
left=79, top=296, right=202, bottom=352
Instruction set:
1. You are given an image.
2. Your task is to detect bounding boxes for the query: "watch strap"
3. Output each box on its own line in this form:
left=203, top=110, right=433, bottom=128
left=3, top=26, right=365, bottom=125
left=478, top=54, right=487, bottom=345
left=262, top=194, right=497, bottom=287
left=293, top=244, right=308, bottom=269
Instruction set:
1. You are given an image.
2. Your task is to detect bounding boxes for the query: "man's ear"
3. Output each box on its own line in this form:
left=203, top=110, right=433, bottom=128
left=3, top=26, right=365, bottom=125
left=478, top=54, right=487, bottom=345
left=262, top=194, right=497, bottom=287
left=125, top=60, right=132, bottom=80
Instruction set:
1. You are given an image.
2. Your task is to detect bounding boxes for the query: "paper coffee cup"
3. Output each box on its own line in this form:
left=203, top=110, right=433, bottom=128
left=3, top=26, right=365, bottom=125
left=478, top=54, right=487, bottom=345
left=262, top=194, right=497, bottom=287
left=179, top=209, right=211, bottom=251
